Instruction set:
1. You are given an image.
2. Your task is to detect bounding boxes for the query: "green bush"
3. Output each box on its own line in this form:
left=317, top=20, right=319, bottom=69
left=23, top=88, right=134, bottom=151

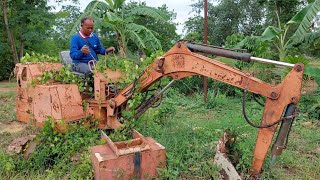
left=0, top=44, right=14, bottom=81
left=299, top=90, right=320, bottom=120
left=0, top=119, right=101, bottom=179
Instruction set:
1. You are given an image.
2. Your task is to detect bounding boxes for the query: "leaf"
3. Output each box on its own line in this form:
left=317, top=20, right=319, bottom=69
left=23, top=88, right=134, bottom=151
left=287, top=4, right=313, bottom=24
left=106, top=12, right=123, bottom=23
left=126, top=23, right=162, bottom=50
left=260, top=26, right=282, bottom=41
left=290, top=0, right=320, bottom=43
left=113, top=0, right=126, bottom=10
left=126, top=25, right=147, bottom=49
left=105, top=0, right=114, bottom=9
left=89, top=87, right=93, bottom=92
left=289, top=30, right=320, bottom=47
left=128, top=7, right=166, bottom=23
left=304, top=65, right=320, bottom=84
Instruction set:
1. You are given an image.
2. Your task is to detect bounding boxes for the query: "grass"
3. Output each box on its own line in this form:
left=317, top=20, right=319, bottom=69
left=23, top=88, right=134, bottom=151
left=0, top=81, right=319, bottom=179
left=0, top=88, right=16, bottom=124
left=0, top=81, right=16, bottom=89
left=136, top=89, right=320, bottom=179
left=0, top=80, right=16, bottom=124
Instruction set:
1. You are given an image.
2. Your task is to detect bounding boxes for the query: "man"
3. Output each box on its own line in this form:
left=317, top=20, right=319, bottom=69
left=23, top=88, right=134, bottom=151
left=70, top=16, right=115, bottom=74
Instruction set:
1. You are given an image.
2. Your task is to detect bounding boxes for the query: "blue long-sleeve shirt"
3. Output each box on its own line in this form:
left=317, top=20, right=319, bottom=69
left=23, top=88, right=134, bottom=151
left=70, top=32, right=106, bottom=63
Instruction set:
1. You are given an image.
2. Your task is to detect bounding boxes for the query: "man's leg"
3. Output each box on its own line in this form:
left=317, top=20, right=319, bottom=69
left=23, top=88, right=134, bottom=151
left=72, top=63, right=91, bottom=74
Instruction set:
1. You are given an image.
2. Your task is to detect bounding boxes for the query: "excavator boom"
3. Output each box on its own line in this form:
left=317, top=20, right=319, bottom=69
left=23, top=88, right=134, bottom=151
left=103, top=42, right=304, bottom=175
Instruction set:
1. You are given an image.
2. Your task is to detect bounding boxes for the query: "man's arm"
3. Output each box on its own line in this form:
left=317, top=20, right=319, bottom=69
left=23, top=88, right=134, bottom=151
left=94, top=34, right=107, bottom=55
left=70, top=35, right=84, bottom=59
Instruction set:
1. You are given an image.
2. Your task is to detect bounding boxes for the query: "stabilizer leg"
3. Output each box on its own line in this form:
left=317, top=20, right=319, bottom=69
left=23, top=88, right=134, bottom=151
left=251, top=99, right=286, bottom=175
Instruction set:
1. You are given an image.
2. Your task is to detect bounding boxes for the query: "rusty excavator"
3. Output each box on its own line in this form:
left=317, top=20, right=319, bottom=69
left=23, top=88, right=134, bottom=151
left=15, top=42, right=304, bottom=179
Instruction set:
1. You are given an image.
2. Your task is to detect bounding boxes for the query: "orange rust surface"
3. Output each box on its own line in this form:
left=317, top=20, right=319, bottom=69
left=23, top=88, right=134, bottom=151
left=16, top=63, right=87, bottom=129
left=17, top=84, right=86, bottom=127
left=251, top=64, right=303, bottom=175
left=91, top=132, right=166, bottom=180
left=94, top=69, right=123, bottom=101
left=16, top=63, right=62, bottom=87
left=110, top=43, right=279, bottom=110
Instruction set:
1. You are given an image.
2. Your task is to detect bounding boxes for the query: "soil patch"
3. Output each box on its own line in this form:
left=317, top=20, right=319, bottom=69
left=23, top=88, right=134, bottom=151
left=0, top=87, right=15, bottom=92
left=302, top=79, right=318, bottom=94
left=0, top=121, right=27, bottom=134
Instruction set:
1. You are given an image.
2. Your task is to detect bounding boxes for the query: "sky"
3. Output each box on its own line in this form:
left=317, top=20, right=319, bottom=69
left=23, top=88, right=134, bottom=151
left=48, top=0, right=197, bottom=35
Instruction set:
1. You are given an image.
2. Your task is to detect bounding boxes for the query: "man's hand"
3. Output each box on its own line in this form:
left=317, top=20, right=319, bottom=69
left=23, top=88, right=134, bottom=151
left=106, top=47, right=115, bottom=54
left=81, top=45, right=90, bottom=54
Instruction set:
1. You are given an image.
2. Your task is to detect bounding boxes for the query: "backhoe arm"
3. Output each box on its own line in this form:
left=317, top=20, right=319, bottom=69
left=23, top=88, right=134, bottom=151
left=105, top=42, right=304, bottom=175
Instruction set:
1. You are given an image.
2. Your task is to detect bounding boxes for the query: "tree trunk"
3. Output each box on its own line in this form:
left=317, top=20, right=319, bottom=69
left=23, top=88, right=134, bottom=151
left=1, top=0, right=19, bottom=64
left=19, top=40, right=24, bottom=59
left=117, top=32, right=127, bottom=58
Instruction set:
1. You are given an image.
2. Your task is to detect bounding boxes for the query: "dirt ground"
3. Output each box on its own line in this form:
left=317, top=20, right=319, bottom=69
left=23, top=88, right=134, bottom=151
left=0, top=121, right=27, bottom=134
left=0, top=81, right=25, bottom=134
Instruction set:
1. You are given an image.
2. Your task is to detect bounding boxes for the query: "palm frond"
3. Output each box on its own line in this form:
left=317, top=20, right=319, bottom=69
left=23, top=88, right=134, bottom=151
left=102, top=20, right=115, bottom=30
left=128, top=7, right=166, bottom=23
left=126, top=28, right=147, bottom=49
left=300, top=31, right=320, bottom=44
left=290, top=0, right=320, bottom=43
left=83, top=1, right=111, bottom=16
left=126, top=23, right=162, bottom=51
left=260, top=26, right=282, bottom=41
left=105, top=12, right=124, bottom=24
left=113, top=0, right=126, bottom=10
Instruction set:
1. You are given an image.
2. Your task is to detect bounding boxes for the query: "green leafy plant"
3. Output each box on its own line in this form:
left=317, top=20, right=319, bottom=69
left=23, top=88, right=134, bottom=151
left=258, top=0, right=320, bottom=61
left=96, top=51, right=167, bottom=141
left=32, top=65, right=92, bottom=93
left=204, top=89, right=227, bottom=109
left=0, top=119, right=101, bottom=179
left=20, top=52, right=59, bottom=64
left=234, top=1, right=320, bottom=84
left=299, top=89, right=320, bottom=120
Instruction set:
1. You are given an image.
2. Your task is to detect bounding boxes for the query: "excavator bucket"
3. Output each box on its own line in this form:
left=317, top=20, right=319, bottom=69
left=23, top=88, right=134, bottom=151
left=91, top=130, right=166, bottom=180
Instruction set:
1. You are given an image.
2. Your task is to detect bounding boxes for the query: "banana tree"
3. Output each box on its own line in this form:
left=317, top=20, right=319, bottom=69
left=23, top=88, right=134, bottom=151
left=71, top=0, right=166, bottom=58
left=258, top=0, right=320, bottom=84
left=259, top=0, right=320, bottom=61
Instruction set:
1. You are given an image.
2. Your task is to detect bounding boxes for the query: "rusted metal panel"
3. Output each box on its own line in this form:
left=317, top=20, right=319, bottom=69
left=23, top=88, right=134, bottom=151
left=16, top=84, right=86, bottom=128
left=15, top=63, right=62, bottom=85
left=16, top=63, right=63, bottom=125
left=50, top=86, right=62, bottom=119
left=32, top=86, right=52, bottom=124
left=16, top=98, right=33, bottom=124
left=56, top=85, right=84, bottom=120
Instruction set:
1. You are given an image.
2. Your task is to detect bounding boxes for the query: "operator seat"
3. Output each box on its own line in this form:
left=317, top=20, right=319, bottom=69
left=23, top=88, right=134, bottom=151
left=59, top=51, right=85, bottom=77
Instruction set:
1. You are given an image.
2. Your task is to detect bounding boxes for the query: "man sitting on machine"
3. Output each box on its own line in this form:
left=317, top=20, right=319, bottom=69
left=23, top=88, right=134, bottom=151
left=69, top=16, right=115, bottom=75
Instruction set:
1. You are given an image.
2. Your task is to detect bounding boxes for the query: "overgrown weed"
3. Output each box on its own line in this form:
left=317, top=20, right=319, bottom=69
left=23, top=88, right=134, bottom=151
left=0, top=120, right=101, bottom=179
